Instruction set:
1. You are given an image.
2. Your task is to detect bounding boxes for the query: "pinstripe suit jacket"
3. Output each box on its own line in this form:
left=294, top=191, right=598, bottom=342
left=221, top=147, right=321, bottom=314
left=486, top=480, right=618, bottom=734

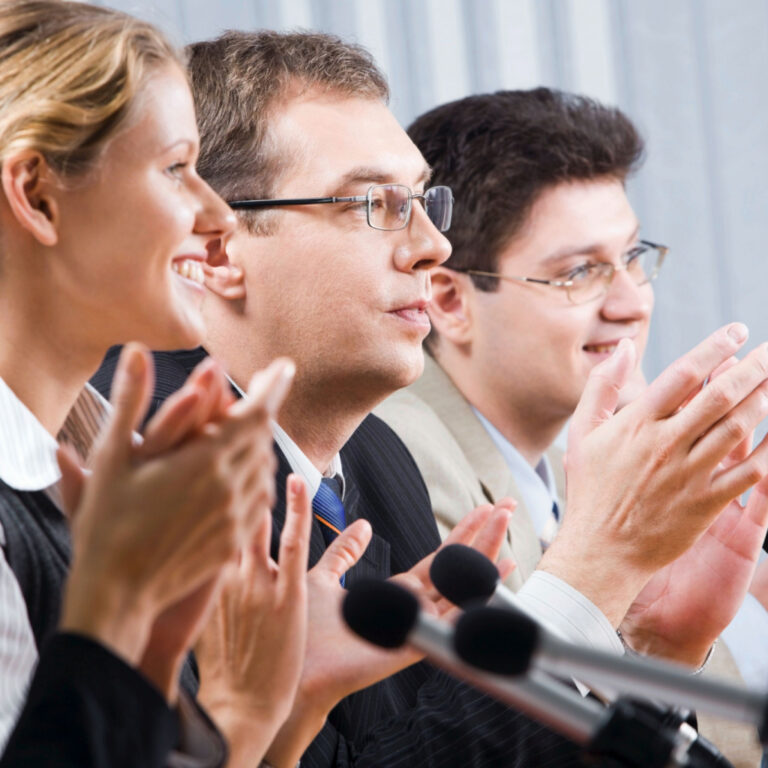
left=92, top=348, right=587, bottom=768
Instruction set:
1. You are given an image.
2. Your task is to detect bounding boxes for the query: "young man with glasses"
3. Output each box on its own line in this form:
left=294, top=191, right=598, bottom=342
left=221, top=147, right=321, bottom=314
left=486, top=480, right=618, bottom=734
left=94, top=36, right=768, bottom=766
left=375, top=88, right=766, bottom=765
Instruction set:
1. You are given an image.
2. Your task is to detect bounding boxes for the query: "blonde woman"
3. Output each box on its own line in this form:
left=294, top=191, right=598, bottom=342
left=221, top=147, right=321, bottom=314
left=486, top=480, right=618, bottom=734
left=0, top=2, right=340, bottom=765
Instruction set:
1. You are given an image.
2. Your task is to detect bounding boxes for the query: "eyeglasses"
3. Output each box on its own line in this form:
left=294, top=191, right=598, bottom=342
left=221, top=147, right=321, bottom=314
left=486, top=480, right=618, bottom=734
left=228, top=184, right=454, bottom=232
left=451, top=240, right=668, bottom=305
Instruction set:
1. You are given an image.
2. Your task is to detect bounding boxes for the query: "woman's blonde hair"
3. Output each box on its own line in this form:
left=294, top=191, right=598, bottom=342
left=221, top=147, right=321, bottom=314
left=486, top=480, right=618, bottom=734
left=0, top=0, right=183, bottom=176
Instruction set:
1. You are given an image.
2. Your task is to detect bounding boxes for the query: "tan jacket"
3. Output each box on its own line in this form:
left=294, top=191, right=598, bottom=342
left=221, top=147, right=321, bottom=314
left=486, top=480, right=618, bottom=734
left=376, top=354, right=560, bottom=590
left=375, top=354, right=761, bottom=767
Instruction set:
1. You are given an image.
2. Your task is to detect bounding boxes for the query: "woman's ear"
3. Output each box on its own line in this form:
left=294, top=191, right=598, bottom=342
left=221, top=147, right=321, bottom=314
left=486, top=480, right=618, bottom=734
left=428, top=267, right=474, bottom=346
left=204, top=232, right=246, bottom=301
left=1, top=151, right=59, bottom=246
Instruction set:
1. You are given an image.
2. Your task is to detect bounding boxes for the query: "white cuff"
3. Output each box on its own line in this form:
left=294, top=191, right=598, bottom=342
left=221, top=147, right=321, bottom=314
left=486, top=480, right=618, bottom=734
left=517, top=571, right=624, bottom=655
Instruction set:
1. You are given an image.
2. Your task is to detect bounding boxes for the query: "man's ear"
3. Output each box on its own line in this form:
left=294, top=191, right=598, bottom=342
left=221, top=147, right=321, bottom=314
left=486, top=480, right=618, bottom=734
left=428, top=267, right=473, bottom=345
left=1, top=150, right=59, bottom=246
left=204, top=232, right=246, bottom=301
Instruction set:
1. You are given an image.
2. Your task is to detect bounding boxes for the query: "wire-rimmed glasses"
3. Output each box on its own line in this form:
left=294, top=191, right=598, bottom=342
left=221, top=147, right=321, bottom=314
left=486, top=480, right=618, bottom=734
left=451, top=240, right=668, bottom=304
left=228, top=184, right=454, bottom=232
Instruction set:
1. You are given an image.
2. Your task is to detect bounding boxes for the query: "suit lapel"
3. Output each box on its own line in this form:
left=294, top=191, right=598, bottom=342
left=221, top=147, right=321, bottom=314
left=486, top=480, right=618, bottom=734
left=409, top=356, right=542, bottom=582
left=342, top=478, right=391, bottom=580
left=410, top=356, right=511, bottom=503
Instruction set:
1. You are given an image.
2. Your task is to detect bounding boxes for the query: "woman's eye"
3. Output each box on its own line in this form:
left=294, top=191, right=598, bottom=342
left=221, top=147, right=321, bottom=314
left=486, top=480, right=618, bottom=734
left=166, top=162, right=187, bottom=180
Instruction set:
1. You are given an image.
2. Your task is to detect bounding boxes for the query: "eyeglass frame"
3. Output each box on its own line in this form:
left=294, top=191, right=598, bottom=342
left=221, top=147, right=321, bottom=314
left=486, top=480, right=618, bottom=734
left=449, top=240, right=668, bottom=304
left=227, top=183, right=454, bottom=232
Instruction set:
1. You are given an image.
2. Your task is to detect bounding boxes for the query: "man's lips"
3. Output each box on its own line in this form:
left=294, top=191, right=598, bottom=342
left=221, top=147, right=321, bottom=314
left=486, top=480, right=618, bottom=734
left=583, top=338, right=636, bottom=355
left=388, top=300, right=431, bottom=327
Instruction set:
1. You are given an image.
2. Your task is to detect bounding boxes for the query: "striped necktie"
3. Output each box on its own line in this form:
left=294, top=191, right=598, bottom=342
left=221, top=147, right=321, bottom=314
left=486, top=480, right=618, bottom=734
left=312, top=475, right=348, bottom=587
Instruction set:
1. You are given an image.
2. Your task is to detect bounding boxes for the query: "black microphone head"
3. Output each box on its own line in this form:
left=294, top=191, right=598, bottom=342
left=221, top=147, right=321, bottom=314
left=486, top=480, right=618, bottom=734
left=342, top=578, right=420, bottom=649
left=454, top=605, right=539, bottom=676
left=429, top=543, right=499, bottom=607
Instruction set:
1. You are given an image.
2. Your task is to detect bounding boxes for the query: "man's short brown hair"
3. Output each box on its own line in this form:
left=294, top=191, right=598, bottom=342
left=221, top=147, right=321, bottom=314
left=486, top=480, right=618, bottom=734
left=187, top=30, right=389, bottom=233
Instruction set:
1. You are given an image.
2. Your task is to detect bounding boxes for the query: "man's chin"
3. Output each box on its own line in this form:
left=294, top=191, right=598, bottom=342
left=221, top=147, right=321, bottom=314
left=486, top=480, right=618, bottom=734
left=377, top=345, right=426, bottom=395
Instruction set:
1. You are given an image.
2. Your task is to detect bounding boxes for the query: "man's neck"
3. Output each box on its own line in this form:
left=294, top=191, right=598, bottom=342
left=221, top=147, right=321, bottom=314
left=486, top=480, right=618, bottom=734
left=433, top=349, right=567, bottom=469
left=204, top=321, right=393, bottom=473
left=276, top=380, right=376, bottom=473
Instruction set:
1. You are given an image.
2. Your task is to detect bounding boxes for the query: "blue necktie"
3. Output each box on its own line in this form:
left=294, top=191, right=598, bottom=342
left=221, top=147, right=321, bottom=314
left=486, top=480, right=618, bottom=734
left=312, top=476, right=347, bottom=585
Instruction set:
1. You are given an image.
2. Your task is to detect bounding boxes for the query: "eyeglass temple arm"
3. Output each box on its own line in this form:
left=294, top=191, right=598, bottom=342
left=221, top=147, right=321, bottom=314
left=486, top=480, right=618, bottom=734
left=228, top=195, right=366, bottom=210
left=454, top=268, right=567, bottom=287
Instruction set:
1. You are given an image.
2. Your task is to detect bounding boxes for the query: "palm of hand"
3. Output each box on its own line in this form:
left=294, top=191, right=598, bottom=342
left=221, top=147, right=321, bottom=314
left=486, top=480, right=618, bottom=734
left=621, top=493, right=767, bottom=665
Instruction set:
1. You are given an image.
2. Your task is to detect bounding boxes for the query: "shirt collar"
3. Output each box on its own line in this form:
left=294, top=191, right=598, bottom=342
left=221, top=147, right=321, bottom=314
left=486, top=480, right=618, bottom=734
left=472, top=407, right=558, bottom=537
left=226, top=374, right=344, bottom=498
left=272, top=421, right=344, bottom=499
left=0, top=376, right=109, bottom=493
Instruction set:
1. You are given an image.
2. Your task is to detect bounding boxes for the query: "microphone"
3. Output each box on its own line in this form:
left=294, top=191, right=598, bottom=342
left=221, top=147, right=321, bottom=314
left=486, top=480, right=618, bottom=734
left=342, top=578, right=728, bottom=766
left=430, top=543, right=551, bottom=623
left=454, top=603, right=768, bottom=745
left=432, top=545, right=768, bottom=734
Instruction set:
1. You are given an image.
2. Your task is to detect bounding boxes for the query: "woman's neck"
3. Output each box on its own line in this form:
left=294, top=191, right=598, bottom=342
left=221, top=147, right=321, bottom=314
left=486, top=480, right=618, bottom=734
left=0, top=309, right=102, bottom=437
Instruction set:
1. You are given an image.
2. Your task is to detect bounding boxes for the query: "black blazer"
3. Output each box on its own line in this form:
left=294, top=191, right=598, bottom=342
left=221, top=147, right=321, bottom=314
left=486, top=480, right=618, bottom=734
left=92, top=347, right=586, bottom=768
left=0, top=633, right=178, bottom=768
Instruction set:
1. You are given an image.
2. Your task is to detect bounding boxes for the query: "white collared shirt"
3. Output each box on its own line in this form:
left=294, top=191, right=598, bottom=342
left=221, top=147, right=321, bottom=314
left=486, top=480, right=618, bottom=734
left=0, top=377, right=109, bottom=750
left=473, top=408, right=559, bottom=542
left=272, top=422, right=345, bottom=499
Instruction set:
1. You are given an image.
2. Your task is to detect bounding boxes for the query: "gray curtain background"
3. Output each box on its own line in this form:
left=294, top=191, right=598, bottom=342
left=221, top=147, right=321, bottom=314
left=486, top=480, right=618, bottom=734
left=101, top=0, right=768, bottom=424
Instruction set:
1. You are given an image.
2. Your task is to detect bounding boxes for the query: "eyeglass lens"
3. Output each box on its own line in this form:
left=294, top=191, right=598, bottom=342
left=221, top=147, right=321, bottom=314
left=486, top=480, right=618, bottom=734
left=568, top=245, right=663, bottom=304
left=424, top=186, right=453, bottom=232
left=368, top=185, right=453, bottom=232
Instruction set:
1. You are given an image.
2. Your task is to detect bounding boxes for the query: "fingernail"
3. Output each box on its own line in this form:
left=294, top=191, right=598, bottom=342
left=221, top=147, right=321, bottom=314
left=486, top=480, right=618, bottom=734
left=288, top=474, right=303, bottom=495
left=122, top=346, right=145, bottom=381
left=264, top=359, right=296, bottom=415
left=728, top=323, right=749, bottom=343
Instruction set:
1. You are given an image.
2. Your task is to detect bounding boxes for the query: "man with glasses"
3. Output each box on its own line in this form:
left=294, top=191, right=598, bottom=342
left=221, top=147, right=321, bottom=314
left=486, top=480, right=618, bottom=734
left=94, top=36, right=768, bottom=766
left=375, top=88, right=765, bottom=765
left=95, top=31, right=589, bottom=767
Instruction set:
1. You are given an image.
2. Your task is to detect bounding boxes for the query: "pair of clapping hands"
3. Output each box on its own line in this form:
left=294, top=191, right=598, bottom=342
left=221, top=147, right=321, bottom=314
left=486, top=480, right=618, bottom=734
left=57, top=344, right=305, bottom=765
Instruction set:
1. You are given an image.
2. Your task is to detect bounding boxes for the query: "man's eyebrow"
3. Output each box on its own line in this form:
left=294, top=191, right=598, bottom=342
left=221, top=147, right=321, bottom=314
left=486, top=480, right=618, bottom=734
left=541, top=224, right=642, bottom=265
left=330, top=164, right=433, bottom=193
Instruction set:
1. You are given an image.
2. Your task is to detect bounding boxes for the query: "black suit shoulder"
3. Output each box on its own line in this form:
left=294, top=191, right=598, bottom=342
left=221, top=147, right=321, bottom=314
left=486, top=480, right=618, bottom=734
left=91, top=347, right=208, bottom=422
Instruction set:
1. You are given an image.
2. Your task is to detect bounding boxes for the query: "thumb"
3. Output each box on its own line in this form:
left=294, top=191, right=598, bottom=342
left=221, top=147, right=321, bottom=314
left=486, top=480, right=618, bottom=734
left=101, top=344, right=153, bottom=465
left=312, top=519, right=372, bottom=582
left=56, top=444, right=85, bottom=519
left=569, top=338, right=635, bottom=447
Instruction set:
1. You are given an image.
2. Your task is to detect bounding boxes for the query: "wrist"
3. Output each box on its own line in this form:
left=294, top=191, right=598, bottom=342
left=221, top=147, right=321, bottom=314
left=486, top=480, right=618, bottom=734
left=60, top=567, right=154, bottom=666
left=617, top=622, right=713, bottom=668
left=139, top=649, right=184, bottom=704
left=538, top=536, right=650, bottom=628
left=263, top=696, right=327, bottom=768
left=205, top=700, right=295, bottom=768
